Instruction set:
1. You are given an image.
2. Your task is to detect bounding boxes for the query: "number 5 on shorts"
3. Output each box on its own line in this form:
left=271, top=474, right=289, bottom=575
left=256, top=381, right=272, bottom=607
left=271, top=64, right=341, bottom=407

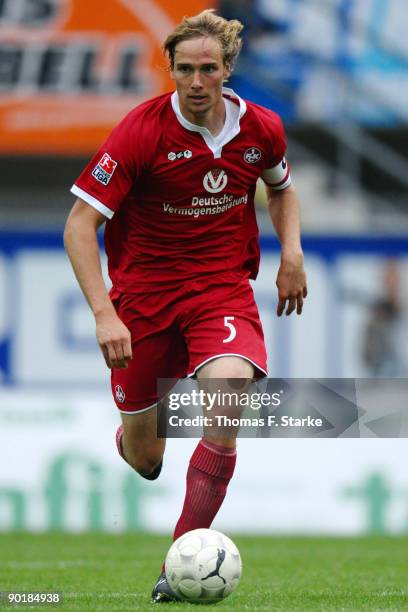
left=223, top=316, right=236, bottom=343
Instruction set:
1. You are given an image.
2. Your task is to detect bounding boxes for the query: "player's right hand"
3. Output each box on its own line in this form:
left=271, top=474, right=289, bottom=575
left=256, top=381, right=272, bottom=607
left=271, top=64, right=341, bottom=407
left=95, top=310, right=132, bottom=369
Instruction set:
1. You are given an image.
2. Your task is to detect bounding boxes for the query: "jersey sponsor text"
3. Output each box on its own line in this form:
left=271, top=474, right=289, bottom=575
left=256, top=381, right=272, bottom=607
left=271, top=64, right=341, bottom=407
left=163, top=193, right=248, bottom=218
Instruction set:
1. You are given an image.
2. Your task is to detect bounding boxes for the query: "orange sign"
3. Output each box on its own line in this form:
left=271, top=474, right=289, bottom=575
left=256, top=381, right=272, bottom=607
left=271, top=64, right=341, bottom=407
left=0, top=0, right=211, bottom=155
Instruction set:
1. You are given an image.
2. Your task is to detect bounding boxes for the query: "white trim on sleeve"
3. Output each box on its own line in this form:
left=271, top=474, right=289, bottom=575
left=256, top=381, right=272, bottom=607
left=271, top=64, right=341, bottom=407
left=70, top=184, right=115, bottom=219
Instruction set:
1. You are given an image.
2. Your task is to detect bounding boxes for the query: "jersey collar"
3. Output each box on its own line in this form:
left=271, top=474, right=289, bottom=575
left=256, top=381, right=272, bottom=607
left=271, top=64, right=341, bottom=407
left=171, top=87, right=247, bottom=159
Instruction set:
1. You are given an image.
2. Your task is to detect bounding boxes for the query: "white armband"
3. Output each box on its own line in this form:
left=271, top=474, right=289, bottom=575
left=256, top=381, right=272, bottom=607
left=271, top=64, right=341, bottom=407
left=261, top=157, right=291, bottom=190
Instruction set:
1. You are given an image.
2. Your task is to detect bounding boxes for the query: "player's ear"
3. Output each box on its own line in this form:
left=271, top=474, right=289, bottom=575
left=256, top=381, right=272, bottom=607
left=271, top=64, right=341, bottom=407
left=223, top=63, right=231, bottom=82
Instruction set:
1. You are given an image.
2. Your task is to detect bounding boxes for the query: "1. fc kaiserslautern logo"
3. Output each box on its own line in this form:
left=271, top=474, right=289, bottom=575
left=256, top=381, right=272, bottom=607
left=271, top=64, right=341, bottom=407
left=115, top=385, right=125, bottom=403
left=244, top=147, right=262, bottom=164
left=203, top=169, right=228, bottom=193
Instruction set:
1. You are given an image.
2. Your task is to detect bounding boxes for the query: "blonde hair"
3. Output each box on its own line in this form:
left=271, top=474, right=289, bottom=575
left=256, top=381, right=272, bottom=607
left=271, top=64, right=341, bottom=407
left=163, top=9, right=243, bottom=71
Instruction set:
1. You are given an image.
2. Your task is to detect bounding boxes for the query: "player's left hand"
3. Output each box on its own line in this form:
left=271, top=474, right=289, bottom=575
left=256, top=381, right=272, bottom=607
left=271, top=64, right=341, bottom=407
left=276, top=252, right=308, bottom=316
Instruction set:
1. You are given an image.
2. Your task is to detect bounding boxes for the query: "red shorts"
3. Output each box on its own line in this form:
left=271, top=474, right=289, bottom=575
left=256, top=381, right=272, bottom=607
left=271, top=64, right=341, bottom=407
left=110, top=273, right=267, bottom=413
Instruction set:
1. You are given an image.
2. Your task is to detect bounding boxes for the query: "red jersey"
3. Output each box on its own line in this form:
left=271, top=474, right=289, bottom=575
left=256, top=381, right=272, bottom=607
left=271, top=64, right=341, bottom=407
left=71, top=88, right=291, bottom=296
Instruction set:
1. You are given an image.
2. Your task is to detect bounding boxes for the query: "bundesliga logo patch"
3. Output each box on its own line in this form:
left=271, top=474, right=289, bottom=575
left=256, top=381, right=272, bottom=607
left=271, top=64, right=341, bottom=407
left=92, top=153, right=118, bottom=185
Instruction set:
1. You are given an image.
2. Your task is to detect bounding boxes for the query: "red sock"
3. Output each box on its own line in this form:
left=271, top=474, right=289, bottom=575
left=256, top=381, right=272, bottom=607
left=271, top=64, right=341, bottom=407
left=173, top=439, right=237, bottom=541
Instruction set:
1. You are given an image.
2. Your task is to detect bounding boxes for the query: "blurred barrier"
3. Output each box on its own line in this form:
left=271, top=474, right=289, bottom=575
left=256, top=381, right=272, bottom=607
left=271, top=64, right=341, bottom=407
left=0, top=231, right=407, bottom=384
left=0, top=0, right=210, bottom=155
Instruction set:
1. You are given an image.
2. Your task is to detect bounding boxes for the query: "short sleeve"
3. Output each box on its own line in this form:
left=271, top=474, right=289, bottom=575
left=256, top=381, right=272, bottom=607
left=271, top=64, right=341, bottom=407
left=71, top=112, right=142, bottom=218
left=260, top=112, right=292, bottom=191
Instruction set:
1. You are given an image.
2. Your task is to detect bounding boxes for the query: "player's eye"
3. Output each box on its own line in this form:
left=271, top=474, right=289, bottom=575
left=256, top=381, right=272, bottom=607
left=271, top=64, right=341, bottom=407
left=178, top=65, right=192, bottom=73
left=202, top=65, right=217, bottom=73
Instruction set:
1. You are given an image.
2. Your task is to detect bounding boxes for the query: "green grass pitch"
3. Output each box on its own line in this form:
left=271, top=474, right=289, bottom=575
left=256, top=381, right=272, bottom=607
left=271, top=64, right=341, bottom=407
left=0, top=533, right=407, bottom=610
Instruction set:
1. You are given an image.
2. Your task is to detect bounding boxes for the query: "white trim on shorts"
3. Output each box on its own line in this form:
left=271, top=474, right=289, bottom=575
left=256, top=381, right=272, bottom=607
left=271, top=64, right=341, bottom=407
left=187, top=353, right=268, bottom=377
left=117, top=401, right=157, bottom=415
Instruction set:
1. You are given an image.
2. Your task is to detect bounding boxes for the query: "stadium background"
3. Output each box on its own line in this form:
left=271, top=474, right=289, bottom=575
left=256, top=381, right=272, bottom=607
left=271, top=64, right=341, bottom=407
left=1, top=0, right=407, bottom=538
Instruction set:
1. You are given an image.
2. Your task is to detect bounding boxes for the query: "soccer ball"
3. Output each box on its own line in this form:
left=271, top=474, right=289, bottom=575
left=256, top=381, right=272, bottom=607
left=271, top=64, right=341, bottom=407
left=165, top=528, right=242, bottom=603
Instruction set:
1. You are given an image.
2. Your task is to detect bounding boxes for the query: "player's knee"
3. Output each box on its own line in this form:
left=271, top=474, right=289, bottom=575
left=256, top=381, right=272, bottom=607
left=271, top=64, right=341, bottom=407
left=206, top=357, right=254, bottom=379
left=227, top=363, right=253, bottom=379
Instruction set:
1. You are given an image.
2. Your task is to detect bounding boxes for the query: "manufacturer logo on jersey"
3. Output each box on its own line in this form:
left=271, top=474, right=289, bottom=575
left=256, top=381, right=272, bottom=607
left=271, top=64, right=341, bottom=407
left=244, top=147, right=262, bottom=164
left=168, top=150, right=192, bottom=161
left=115, top=385, right=125, bottom=403
left=203, top=169, right=228, bottom=194
left=92, top=153, right=117, bottom=185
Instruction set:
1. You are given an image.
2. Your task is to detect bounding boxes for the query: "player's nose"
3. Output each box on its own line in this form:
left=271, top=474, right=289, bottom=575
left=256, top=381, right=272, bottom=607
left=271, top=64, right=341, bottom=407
left=191, top=70, right=203, bottom=88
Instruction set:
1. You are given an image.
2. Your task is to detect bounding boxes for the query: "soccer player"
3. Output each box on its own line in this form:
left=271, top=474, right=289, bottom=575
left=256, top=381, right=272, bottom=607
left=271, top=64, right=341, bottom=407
left=64, top=9, right=307, bottom=602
